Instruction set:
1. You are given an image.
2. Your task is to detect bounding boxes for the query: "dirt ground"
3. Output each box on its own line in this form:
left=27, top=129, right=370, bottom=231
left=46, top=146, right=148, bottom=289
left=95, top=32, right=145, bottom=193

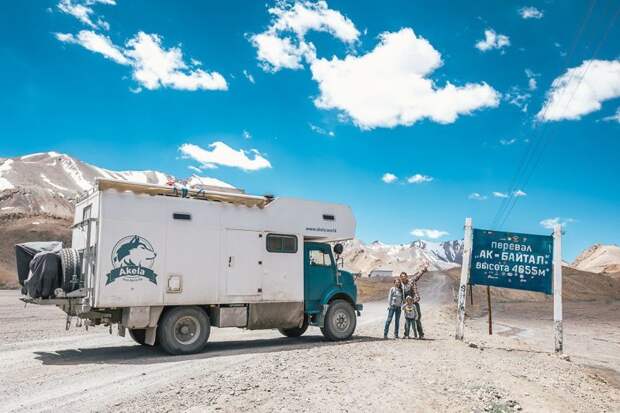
left=1, top=274, right=619, bottom=412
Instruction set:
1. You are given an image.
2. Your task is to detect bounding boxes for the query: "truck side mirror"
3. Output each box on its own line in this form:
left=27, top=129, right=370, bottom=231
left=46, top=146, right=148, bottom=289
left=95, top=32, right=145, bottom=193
left=333, top=243, right=343, bottom=255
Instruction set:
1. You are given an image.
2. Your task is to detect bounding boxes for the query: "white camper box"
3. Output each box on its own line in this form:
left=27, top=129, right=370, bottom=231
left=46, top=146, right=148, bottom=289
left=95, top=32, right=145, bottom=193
left=64, top=179, right=356, bottom=352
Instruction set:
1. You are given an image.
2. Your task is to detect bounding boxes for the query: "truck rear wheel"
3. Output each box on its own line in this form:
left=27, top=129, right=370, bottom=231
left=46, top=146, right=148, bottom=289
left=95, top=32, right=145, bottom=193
left=320, top=299, right=356, bottom=341
left=157, top=307, right=210, bottom=355
left=278, top=315, right=308, bottom=338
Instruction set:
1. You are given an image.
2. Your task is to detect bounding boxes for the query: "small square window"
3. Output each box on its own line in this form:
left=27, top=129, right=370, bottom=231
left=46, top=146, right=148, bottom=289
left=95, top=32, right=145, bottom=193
left=266, top=234, right=298, bottom=253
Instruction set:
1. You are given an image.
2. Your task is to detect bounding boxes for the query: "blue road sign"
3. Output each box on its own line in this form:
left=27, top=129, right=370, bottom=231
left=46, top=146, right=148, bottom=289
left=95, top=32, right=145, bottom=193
left=470, top=228, right=553, bottom=294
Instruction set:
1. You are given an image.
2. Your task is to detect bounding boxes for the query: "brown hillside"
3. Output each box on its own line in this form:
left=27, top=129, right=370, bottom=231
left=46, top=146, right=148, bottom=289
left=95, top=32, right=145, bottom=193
left=0, top=215, right=71, bottom=288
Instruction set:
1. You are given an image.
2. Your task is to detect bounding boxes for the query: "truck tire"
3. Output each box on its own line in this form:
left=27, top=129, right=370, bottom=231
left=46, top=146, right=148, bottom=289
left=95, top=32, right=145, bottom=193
left=157, top=307, right=210, bottom=355
left=278, top=315, right=309, bottom=338
left=320, top=299, right=356, bottom=341
left=59, top=248, right=81, bottom=292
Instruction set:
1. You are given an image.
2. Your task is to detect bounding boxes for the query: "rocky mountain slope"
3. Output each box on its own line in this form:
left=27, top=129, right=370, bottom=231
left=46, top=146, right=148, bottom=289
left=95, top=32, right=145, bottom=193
left=341, top=238, right=463, bottom=276
left=0, top=152, right=234, bottom=286
left=571, top=244, right=620, bottom=274
left=0, top=152, right=233, bottom=220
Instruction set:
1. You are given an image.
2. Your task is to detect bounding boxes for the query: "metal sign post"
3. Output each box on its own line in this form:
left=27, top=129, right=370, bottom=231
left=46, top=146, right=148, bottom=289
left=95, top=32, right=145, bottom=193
left=553, top=224, right=563, bottom=353
left=455, top=217, right=473, bottom=341
left=486, top=285, right=492, bottom=335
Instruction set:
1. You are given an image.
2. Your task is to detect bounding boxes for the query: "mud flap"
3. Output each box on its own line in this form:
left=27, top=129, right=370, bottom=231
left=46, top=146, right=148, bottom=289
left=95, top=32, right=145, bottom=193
left=121, top=306, right=163, bottom=346
left=145, top=327, right=157, bottom=346
left=355, top=304, right=363, bottom=316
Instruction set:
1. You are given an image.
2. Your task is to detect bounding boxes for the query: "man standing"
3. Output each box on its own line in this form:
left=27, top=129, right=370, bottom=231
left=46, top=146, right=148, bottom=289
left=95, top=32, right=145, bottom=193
left=401, top=261, right=429, bottom=339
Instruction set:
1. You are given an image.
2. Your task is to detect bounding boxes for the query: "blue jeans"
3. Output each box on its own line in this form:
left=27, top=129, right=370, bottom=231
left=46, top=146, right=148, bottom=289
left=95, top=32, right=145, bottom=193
left=384, top=305, right=401, bottom=337
left=404, top=318, right=417, bottom=337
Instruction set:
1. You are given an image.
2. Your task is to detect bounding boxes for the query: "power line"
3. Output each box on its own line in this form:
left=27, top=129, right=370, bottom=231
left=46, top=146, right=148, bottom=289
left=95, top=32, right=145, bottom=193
left=490, top=0, right=599, bottom=229
left=497, top=2, right=620, bottom=230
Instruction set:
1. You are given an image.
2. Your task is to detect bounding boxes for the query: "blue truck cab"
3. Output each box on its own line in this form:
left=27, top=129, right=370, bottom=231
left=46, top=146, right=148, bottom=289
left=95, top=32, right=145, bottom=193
left=278, top=241, right=363, bottom=340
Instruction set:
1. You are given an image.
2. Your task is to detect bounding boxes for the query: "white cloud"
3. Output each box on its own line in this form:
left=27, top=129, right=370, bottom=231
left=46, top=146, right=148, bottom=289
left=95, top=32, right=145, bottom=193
left=504, top=85, right=531, bottom=112
left=540, top=217, right=575, bottom=229
left=513, top=189, right=527, bottom=197
left=311, top=28, right=500, bottom=129
left=537, top=59, right=620, bottom=121
left=243, top=69, right=255, bottom=84
left=55, top=31, right=129, bottom=65
left=382, top=173, right=397, bottom=183
left=602, top=107, right=620, bottom=123
left=411, top=228, right=449, bottom=239
left=475, top=29, right=510, bottom=52
left=242, top=130, right=252, bottom=139
left=492, top=191, right=509, bottom=198
left=188, top=165, right=202, bottom=173
left=125, top=32, right=227, bottom=91
left=407, top=173, right=433, bottom=184
left=499, top=138, right=516, bottom=145
left=309, top=123, right=335, bottom=137
left=56, top=30, right=227, bottom=91
left=468, top=192, right=487, bottom=201
left=269, top=0, right=359, bottom=42
left=250, top=1, right=359, bottom=72
left=251, top=33, right=311, bottom=71
left=519, top=6, right=544, bottom=19
left=57, top=0, right=114, bottom=30
left=525, top=68, right=538, bottom=91
left=179, top=142, right=272, bottom=171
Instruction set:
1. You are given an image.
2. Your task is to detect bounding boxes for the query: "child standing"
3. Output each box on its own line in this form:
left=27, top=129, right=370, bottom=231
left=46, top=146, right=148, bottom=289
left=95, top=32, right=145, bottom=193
left=383, top=279, right=403, bottom=339
left=402, top=295, right=419, bottom=339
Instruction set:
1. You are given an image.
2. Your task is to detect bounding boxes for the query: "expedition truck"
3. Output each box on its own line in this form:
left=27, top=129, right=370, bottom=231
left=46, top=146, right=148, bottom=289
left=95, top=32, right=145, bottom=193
left=17, top=179, right=362, bottom=355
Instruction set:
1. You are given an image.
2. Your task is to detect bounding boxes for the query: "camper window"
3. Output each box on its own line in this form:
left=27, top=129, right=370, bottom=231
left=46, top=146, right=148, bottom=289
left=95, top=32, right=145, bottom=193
left=266, top=234, right=298, bottom=253
left=309, top=249, right=332, bottom=267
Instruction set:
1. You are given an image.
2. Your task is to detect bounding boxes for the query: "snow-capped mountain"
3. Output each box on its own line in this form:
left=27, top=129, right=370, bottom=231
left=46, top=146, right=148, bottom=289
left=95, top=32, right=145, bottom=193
left=341, top=238, right=463, bottom=276
left=0, top=152, right=234, bottom=219
left=572, top=244, right=620, bottom=274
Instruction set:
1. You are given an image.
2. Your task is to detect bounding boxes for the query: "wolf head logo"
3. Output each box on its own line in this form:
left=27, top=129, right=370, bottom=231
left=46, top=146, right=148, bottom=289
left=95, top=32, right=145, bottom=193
left=113, top=235, right=156, bottom=268
left=107, top=235, right=158, bottom=285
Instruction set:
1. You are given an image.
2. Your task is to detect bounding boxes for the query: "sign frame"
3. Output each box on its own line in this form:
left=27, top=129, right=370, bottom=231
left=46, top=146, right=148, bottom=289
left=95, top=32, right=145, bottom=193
left=455, top=218, right=563, bottom=353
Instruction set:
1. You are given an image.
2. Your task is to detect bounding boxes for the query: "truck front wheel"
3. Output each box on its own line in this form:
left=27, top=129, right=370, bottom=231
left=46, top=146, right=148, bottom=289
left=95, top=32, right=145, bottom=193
left=320, top=299, right=356, bottom=341
left=278, top=315, right=309, bottom=338
left=157, top=307, right=210, bottom=355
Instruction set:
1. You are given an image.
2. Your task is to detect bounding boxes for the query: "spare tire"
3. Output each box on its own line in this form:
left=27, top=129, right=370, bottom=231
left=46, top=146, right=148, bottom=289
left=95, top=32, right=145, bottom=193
left=59, top=248, right=81, bottom=292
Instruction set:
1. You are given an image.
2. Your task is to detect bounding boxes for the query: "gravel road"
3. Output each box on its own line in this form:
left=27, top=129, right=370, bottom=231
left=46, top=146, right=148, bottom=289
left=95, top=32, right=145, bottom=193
left=1, top=275, right=618, bottom=412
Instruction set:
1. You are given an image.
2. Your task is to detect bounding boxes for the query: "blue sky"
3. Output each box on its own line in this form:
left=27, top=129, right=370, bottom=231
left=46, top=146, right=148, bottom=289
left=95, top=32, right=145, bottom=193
left=1, top=0, right=619, bottom=259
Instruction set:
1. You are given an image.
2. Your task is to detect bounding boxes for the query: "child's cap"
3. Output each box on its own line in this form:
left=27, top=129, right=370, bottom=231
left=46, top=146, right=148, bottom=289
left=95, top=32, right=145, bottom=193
left=406, top=295, right=413, bottom=300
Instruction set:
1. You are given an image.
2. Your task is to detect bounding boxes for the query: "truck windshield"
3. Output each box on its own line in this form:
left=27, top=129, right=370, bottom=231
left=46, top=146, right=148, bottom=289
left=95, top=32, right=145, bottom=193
left=309, top=249, right=332, bottom=267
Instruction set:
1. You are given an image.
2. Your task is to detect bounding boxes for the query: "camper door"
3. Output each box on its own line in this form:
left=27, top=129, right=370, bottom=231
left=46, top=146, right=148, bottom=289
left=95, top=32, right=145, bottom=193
left=224, top=229, right=263, bottom=297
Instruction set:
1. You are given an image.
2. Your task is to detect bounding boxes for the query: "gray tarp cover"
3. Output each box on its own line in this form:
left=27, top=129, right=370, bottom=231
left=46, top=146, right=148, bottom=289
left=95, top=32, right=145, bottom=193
left=25, top=252, right=62, bottom=299
left=15, top=242, right=62, bottom=298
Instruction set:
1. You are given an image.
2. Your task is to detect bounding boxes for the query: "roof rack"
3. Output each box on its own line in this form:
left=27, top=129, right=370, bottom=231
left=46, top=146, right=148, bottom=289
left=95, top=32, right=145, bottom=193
left=96, top=178, right=270, bottom=208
